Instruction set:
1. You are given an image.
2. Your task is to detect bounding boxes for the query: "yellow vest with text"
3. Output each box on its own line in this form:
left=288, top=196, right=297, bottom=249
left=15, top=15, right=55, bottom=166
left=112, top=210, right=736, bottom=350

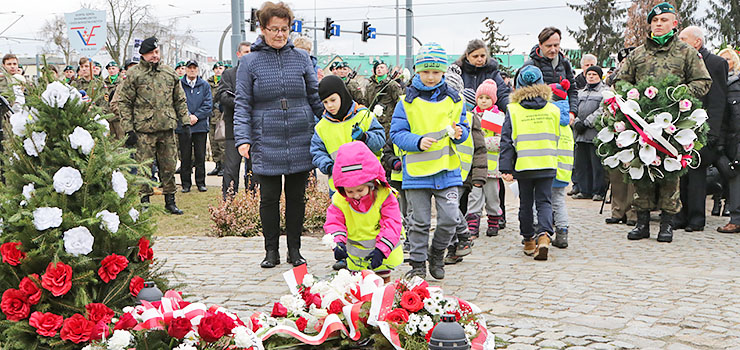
left=556, top=124, right=574, bottom=183
left=484, top=129, right=500, bottom=177
left=507, top=102, right=560, bottom=172
left=402, top=95, right=465, bottom=177
left=331, top=186, right=403, bottom=271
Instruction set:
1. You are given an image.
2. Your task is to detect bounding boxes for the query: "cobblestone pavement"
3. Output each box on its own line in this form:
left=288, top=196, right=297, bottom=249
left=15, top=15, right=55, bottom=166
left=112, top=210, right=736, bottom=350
left=155, top=187, right=740, bottom=350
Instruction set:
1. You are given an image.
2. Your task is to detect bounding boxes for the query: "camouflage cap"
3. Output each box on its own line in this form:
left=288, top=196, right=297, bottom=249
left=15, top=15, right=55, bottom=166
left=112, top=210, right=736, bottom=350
left=647, top=2, right=676, bottom=24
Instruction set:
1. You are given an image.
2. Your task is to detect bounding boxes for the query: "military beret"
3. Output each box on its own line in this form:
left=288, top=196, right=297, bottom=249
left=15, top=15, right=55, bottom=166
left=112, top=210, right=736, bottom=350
left=105, top=61, right=118, bottom=69
left=647, top=2, right=676, bottom=24
left=186, top=59, right=198, bottom=67
left=336, top=61, right=349, bottom=68
left=224, top=63, right=233, bottom=68
left=93, top=61, right=101, bottom=67
left=329, top=61, right=339, bottom=70
left=139, top=37, right=159, bottom=55
left=212, top=61, right=224, bottom=70
left=63, top=65, right=74, bottom=72
left=175, top=61, right=186, bottom=68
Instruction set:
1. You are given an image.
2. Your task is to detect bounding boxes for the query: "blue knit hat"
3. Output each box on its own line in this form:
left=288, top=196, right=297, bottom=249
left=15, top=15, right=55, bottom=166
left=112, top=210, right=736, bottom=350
left=516, top=65, right=545, bottom=88
left=415, top=42, right=448, bottom=72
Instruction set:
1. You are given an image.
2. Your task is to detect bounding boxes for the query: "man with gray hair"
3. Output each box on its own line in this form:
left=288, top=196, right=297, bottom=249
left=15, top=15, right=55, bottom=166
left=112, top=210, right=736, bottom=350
left=676, top=25, right=728, bottom=231
left=574, top=53, right=598, bottom=90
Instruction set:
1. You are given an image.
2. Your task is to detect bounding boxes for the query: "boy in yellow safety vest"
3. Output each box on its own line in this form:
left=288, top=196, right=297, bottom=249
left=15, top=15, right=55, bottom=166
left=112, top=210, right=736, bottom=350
left=324, top=142, right=404, bottom=283
left=499, top=65, right=561, bottom=261
left=390, top=42, right=470, bottom=280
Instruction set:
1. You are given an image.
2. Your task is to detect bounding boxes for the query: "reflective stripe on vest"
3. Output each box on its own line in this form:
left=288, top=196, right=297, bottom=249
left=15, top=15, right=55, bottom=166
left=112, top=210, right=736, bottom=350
left=507, top=102, right=560, bottom=172
left=403, top=95, right=464, bottom=177
left=556, top=124, right=574, bottom=182
left=484, top=129, right=499, bottom=176
left=456, top=114, right=474, bottom=181
left=315, top=109, right=374, bottom=191
left=390, top=144, right=404, bottom=182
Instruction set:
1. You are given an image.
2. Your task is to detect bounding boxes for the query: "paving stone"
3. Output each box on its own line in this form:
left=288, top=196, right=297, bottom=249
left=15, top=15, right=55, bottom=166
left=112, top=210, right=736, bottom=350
left=606, top=340, right=636, bottom=349
left=510, top=337, right=538, bottom=345
left=587, top=344, right=616, bottom=350
left=512, top=328, right=542, bottom=337
left=562, top=337, right=591, bottom=346
left=505, top=344, right=540, bottom=350
left=539, top=331, right=566, bottom=340
left=621, top=321, right=680, bottom=338
left=584, top=336, right=611, bottom=343
left=665, top=343, right=698, bottom=350
left=538, top=339, right=567, bottom=349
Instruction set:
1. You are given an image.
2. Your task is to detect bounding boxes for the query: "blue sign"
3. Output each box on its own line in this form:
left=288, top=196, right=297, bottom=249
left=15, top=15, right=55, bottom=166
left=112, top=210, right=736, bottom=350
left=292, top=20, right=303, bottom=33
left=332, top=24, right=341, bottom=37
left=369, top=28, right=376, bottom=39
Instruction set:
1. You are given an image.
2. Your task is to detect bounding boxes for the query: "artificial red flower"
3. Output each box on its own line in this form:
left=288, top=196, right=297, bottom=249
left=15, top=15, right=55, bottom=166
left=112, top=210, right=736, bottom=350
left=384, top=308, right=409, bottom=325
left=98, top=254, right=129, bottom=283
left=1, top=288, right=30, bottom=321
left=459, top=300, right=473, bottom=315
left=138, top=237, right=153, bottom=261
left=1, top=242, right=26, bottom=266
left=114, top=313, right=138, bottom=330
left=249, top=313, right=262, bottom=332
left=168, top=316, right=192, bottom=339
left=271, top=302, right=287, bottom=318
left=19, top=274, right=42, bottom=305
left=329, top=299, right=344, bottom=315
left=295, top=316, right=308, bottom=332
left=85, top=303, right=114, bottom=324
left=412, top=285, right=430, bottom=300
left=129, top=276, right=145, bottom=297
left=400, top=291, right=423, bottom=313
left=425, top=324, right=437, bottom=342
left=29, top=311, right=64, bottom=337
left=198, top=312, right=234, bottom=342
left=60, top=314, right=94, bottom=344
left=41, top=261, right=73, bottom=297
left=90, top=320, right=111, bottom=340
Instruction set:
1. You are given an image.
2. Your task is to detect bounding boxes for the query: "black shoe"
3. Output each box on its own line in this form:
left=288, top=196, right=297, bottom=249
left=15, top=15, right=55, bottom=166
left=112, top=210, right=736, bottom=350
left=175, top=166, right=181, bottom=174
left=332, top=259, right=347, bottom=271
left=164, top=194, right=184, bottom=215
left=444, top=246, right=463, bottom=265
left=567, top=188, right=579, bottom=196
left=685, top=225, right=704, bottom=232
left=722, top=202, right=731, bottom=217
left=628, top=211, right=650, bottom=240
left=197, top=185, right=208, bottom=192
left=181, top=187, right=191, bottom=193
left=207, top=162, right=221, bottom=176
left=261, top=250, right=280, bottom=268
left=657, top=212, right=674, bottom=243
left=605, top=216, right=625, bottom=224
left=625, top=220, right=637, bottom=226
left=287, top=249, right=306, bottom=267
left=711, top=199, right=722, bottom=216
left=405, top=260, right=426, bottom=279
left=427, top=247, right=445, bottom=280
left=140, top=195, right=150, bottom=204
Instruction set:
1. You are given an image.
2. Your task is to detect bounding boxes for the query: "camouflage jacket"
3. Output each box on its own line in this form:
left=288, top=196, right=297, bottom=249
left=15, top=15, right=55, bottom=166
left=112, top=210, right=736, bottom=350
left=207, top=75, right=221, bottom=117
left=103, top=75, right=121, bottom=102
left=364, top=76, right=402, bottom=127
left=116, top=60, right=189, bottom=133
left=72, top=76, right=106, bottom=106
left=0, top=67, right=16, bottom=103
left=616, top=33, right=712, bottom=98
left=345, top=78, right=366, bottom=106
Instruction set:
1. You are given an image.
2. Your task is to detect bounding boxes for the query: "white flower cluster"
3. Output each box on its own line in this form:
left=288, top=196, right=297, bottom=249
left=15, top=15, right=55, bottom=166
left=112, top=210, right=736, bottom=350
left=41, top=81, right=72, bottom=108
left=107, top=330, right=132, bottom=350
left=97, top=210, right=120, bottom=233
left=112, top=170, right=128, bottom=198
left=53, top=167, right=84, bottom=195
left=463, top=323, right=478, bottom=341
left=423, top=292, right=453, bottom=316
left=280, top=294, right=307, bottom=315
left=404, top=314, right=434, bottom=336
left=63, top=226, right=94, bottom=256
left=69, top=126, right=95, bottom=155
left=23, top=131, right=46, bottom=157
left=33, top=207, right=63, bottom=230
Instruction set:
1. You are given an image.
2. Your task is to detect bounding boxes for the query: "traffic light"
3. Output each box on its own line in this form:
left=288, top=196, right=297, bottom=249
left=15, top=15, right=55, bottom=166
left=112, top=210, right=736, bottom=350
left=325, top=18, right=334, bottom=39
left=250, top=8, right=258, bottom=32
left=361, top=21, right=375, bottom=42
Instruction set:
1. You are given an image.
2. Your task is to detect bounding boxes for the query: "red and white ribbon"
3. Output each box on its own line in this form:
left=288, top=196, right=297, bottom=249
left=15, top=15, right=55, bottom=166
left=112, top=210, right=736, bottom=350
left=259, top=313, right=350, bottom=345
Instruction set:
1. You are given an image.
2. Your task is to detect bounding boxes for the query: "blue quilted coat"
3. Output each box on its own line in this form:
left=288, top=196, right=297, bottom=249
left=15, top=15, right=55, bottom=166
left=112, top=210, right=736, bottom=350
left=233, top=38, right=323, bottom=176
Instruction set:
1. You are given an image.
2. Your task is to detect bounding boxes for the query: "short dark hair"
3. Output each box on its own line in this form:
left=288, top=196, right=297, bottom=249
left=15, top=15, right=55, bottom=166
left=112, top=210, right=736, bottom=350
left=78, top=57, right=90, bottom=67
left=44, top=65, right=59, bottom=74
left=2, top=54, right=17, bottom=65
left=257, top=2, right=294, bottom=29
left=238, top=41, right=252, bottom=51
left=538, top=27, right=562, bottom=44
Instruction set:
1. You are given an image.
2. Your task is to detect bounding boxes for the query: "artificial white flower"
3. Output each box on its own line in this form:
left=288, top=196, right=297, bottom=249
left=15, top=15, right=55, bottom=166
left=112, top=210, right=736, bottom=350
left=309, top=304, right=328, bottom=318
left=597, top=128, right=614, bottom=143
left=616, top=130, right=638, bottom=148
left=22, top=183, right=34, bottom=201
left=639, top=144, right=657, bottom=165
left=626, top=88, right=640, bottom=100
left=41, top=81, right=71, bottom=107
left=613, top=121, right=626, bottom=132
left=174, top=344, right=198, bottom=350
left=603, top=154, right=620, bottom=168
left=280, top=294, right=306, bottom=315
left=63, top=226, right=94, bottom=256
left=233, top=326, right=255, bottom=348
left=408, top=313, right=421, bottom=325
left=112, top=170, right=128, bottom=198
left=69, top=126, right=95, bottom=155
left=601, top=90, right=616, bottom=100
left=405, top=322, right=418, bottom=335
left=107, top=330, right=132, bottom=350
left=674, top=129, right=697, bottom=146
left=23, top=131, right=47, bottom=157
left=96, top=210, right=120, bottom=233
left=624, top=99, right=641, bottom=113
left=446, top=125, right=457, bottom=139
left=9, top=109, right=33, bottom=136
left=678, top=99, right=692, bottom=112
left=129, top=207, right=140, bottom=223
left=664, top=157, right=682, bottom=172
left=67, top=84, right=83, bottom=104
left=53, top=167, right=84, bottom=195
left=688, top=109, right=708, bottom=126
left=419, top=315, right=434, bottom=333
left=629, top=165, right=644, bottom=180
left=33, top=207, right=63, bottom=230
left=616, top=149, right=635, bottom=163
left=644, top=86, right=658, bottom=99
left=443, top=298, right=458, bottom=313
left=322, top=234, right=337, bottom=250
left=652, top=112, right=673, bottom=128
left=97, top=119, right=110, bottom=136
left=303, top=273, right=315, bottom=287
left=373, top=105, right=384, bottom=117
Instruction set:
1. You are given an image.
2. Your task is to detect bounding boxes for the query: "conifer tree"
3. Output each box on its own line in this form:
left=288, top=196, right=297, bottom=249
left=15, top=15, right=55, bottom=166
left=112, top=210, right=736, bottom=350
left=481, top=17, right=514, bottom=74
left=567, top=0, right=627, bottom=65
left=706, top=0, right=740, bottom=46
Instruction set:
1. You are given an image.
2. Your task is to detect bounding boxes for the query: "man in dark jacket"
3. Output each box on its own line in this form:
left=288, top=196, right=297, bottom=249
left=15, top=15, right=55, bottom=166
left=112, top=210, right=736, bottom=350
left=217, top=41, right=252, bottom=198
left=676, top=26, right=728, bottom=231
left=517, top=27, right=578, bottom=120
left=178, top=60, right=213, bottom=193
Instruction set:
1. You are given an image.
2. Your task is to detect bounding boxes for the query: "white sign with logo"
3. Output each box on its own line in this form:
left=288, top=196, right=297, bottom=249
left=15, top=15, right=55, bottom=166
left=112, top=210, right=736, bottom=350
left=65, top=8, right=107, bottom=57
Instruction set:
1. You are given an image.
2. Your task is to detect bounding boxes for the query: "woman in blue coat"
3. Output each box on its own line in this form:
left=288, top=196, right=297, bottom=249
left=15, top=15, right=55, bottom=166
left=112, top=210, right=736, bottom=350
left=233, top=1, right=323, bottom=268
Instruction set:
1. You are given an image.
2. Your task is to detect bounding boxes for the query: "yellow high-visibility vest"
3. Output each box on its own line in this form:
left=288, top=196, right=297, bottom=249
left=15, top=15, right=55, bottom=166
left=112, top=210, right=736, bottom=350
left=507, top=102, right=560, bottom=172
left=556, top=124, right=574, bottom=183
left=484, top=129, right=500, bottom=177
left=456, top=112, right=475, bottom=181
left=390, top=144, right=404, bottom=182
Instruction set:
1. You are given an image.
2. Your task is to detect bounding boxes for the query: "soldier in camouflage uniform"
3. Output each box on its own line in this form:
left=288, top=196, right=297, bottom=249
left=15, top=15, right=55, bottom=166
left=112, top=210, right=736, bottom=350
left=364, top=60, right=402, bottom=138
left=116, top=37, right=189, bottom=215
left=615, top=2, right=712, bottom=243
left=207, top=61, right=225, bottom=176
left=103, top=61, right=125, bottom=140
left=334, top=61, right=365, bottom=105
left=72, top=58, right=105, bottom=106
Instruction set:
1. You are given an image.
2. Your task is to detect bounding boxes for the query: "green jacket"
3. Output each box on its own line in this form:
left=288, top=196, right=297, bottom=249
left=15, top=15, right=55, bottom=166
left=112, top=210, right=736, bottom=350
left=616, top=33, right=712, bottom=98
left=116, top=60, right=189, bottom=133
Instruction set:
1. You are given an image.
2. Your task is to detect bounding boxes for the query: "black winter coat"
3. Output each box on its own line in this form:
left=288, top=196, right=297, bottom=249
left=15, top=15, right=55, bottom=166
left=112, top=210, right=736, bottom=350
left=699, top=46, right=729, bottom=145
left=725, top=73, right=740, bottom=160
left=217, top=65, right=238, bottom=140
left=458, top=58, right=511, bottom=112
left=518, top=45, right=579, bottom=116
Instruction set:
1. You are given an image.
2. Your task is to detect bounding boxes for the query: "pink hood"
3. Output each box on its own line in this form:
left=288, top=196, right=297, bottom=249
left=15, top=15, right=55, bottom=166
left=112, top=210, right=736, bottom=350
left=332, top=142, right=388, bottom=190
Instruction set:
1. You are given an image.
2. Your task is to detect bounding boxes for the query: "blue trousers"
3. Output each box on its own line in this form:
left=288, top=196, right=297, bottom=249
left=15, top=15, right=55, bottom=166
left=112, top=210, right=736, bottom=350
left=518, top=177, right=554, bottom=239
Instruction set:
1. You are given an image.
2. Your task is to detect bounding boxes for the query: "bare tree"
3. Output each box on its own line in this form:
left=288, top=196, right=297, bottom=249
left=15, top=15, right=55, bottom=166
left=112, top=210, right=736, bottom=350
left=39, top=15, right=75, bottom=65
left=87, top=0, right=150, bottom=65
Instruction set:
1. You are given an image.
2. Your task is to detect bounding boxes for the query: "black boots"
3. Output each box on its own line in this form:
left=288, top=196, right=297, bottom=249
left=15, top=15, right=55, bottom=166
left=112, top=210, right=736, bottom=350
left=552, top=227, right=568, bottom=248
left=428, top=247, right=445, bottom=280
left=208, top=162, right=222, bottom=176
left=406, top=260, right=426, bottom=279
left=261, top=250, right=279, bottom=268
left=628, top=211, right=650, bottom=240
left=164, top=194, right=183, bottom=215
left=711, top=198, right=723, bottom=216
left=657, top=211, right=674, bottom=243
left=287, top=248, right=306, bottom=267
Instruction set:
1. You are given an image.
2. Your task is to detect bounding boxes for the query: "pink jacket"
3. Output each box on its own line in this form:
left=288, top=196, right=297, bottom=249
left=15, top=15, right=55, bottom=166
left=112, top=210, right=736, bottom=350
left=323, top=142, right=403, bottom=257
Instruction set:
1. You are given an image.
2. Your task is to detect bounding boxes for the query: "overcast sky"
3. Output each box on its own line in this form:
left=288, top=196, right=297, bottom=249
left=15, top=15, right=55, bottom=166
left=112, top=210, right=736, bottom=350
left=0, top=0, right=711, bottom=62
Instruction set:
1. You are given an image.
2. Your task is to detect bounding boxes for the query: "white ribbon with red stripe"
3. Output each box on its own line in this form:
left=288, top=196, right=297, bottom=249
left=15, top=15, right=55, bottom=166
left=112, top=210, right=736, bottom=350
left=259, top=313, right=350, bottom=345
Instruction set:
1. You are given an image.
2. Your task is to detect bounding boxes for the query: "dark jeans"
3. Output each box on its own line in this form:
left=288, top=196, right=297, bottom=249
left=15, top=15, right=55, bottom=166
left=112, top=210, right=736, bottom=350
left=258, top=171, right=310, bottom=253
left=179, top=132, right=207, bottom=188
left=222, top=139, right=242, bottom=198
left=518, top=176, right=554, bottom=239
left=574, top=142, right=606, bottom=197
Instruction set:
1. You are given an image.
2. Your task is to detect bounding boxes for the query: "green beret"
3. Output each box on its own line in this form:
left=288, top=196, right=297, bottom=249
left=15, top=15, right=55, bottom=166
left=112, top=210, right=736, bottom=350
left=329, top=61, right=339, bottom=70
left=93, top=61, right=101, bottom=67
left=336, top=61, right=349, bottom=68
left=175, top=61, right=186, bottom=68
left=105, top=61, right=118, bottom=68
left=224, top=63, right=233, bottom=68
left=647, top=2, right=676, bottom=24
left=212, top=61, right=224, bottom=70
left=63, top=65, right=74, bottom=72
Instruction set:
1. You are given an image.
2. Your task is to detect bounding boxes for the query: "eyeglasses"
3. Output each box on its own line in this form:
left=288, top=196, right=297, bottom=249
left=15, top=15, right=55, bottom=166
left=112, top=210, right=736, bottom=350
left=263, top=27, right=290, bottom=34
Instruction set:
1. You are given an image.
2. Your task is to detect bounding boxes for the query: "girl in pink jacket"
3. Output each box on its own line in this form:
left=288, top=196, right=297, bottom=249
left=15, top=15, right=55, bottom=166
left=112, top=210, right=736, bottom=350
left=324, top=142, right=404, bottom=283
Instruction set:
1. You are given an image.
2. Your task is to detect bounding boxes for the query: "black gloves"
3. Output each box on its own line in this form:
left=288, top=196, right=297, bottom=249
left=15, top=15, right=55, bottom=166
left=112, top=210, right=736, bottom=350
left=334, top=242, right=348, bottom=261
left=368, top=248, right=385, bottom=269
left=573, top=120, right=587, bottom=133
left=125, top=131, right=138, bottom=147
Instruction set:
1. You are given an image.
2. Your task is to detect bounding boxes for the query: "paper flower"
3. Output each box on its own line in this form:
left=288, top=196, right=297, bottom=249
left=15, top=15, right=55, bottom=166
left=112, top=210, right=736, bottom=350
left=652, top=112, right=673, bottom=128
left=644, top=86, right=658, bottom=99
left=629, top=165, right=645, bottom=180
left=66, top=85, right=83, bottom=104
left=128, top=208, right=139, bottom=223
left=107, top=330, right=132, bottom=350
left=597, top=128, right=614, bottom=143
left=678, top=99, right=692, bottom=112
left=664, top=157, right=682, bottom=172
left=41, top=81, right=71, bottom=108
left=683, top=142, right=694, bottom=152
left=613, top=121, right=626, bottom=132
left=624, top=99, right=642, bottom=113
left=321, top=234, right=337, bottom=250
left=373, top=105, right=384, bottom=117
left=688, top=109, right=708, bottom=126
left=664, top=125, right=677, bottom=134
left=601, top=90, right=616, bottom=99
left=112, top=171, right=128, bottom=199
left=616, top=130, right=638, bottom=148
left=9, top=109, right=34, bottom=136
left=674, top=129, right=697, bottom=146
left=94, top=115, right=110, bottom=136
left=69, top=127, right=95, bottom=155
left=53, top=167, right=83, bottom=195
left=603, top=155, right=620, bottom=168
left=639, top=144, right=657, bottom=165
left=616, top=149, right=635, bottom=163
left=23, top=131, right=47, bottom=157
left=96, top=210, right=120, bottom=234
left=22, top=183, right=35, bottom=201
left=626, top=88, right=640, bottom=100
left=33, top=207, right=63, bottom=231
left=63, top=227, right=94, bottom=256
